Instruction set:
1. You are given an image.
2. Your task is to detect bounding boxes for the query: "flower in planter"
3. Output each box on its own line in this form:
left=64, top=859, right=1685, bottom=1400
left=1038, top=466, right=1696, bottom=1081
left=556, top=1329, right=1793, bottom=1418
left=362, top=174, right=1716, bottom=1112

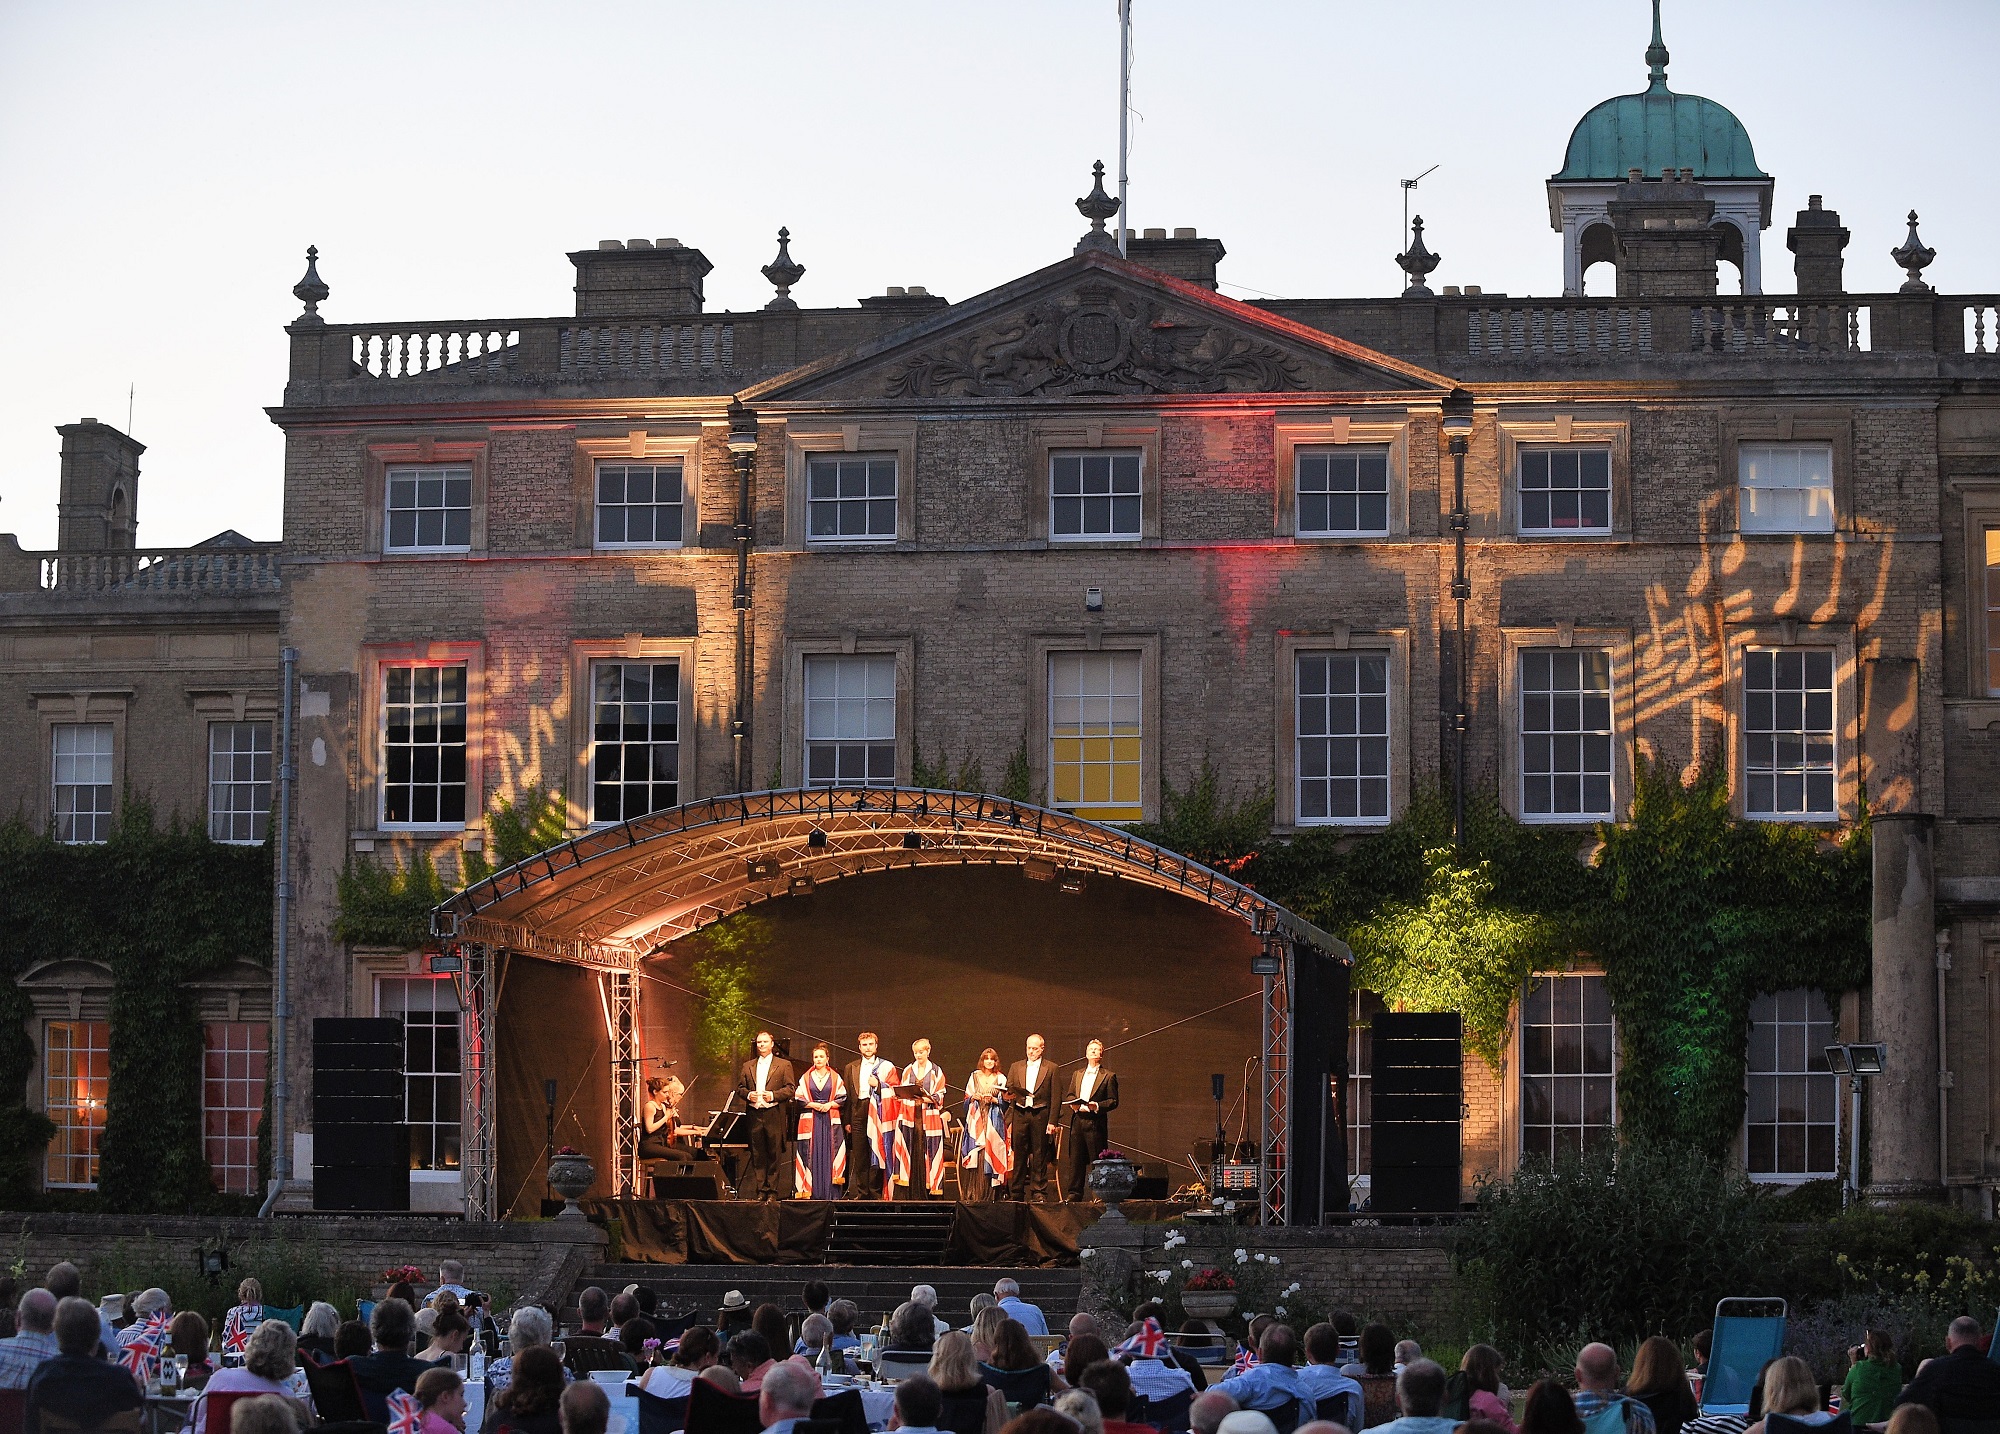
left=1181, top=1259, right=1194, bottom=1269
left=555, top=1146, right=583, bottom=1158
left=1275, top=1306, right=1287, bottom=1317
left=1232, top=1248, right=1248, bottom=1263
left=1252, top=1253, right=1267, bottom=1263
left=1153, top=1270, right=1171, bottom=1283
left=1267, top=1258, right=1280, bottom=1268
left=1183, top=1269, right=1236, bottom=1292
left=1080, top=1249, right=1096, bottom=1260
left=380, top=1264, right=424, bottom=1286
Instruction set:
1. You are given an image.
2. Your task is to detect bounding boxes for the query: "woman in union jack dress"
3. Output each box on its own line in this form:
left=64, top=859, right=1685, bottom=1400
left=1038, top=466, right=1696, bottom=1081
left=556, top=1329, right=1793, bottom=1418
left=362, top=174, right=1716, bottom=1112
left=960, top=1048, right=1014, bottom=1200
left=792, top=1045, right=848, bottom=1199
left=891, top=1038, right=949, bottom=1198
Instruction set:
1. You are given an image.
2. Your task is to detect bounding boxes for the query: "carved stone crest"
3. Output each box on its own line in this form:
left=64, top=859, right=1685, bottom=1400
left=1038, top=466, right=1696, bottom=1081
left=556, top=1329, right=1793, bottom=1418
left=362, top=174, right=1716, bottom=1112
left=885, top=285, right=1306, bottom=399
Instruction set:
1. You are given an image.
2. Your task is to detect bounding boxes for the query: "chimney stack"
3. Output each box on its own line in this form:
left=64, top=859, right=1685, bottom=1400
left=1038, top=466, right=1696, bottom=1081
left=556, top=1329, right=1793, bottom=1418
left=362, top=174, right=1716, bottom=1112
left=1787, top=195, right=1850, bottom=294
left=1124, top=227, right=1226, bottom=289
left=569, top=238, right=714, bottom=318
left=56, top=418, right=144, bottom=553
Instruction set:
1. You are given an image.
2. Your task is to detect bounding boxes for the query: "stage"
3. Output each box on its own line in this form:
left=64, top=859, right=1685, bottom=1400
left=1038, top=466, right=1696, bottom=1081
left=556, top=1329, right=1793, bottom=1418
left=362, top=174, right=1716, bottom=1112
left=579, top=1196, right=1237, bottom=1266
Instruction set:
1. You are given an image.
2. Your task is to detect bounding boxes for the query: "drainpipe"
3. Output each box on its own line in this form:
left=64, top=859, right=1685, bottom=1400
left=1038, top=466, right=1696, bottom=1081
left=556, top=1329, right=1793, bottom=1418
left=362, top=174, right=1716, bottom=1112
left=259, top=645, right=298, bottom=1217
left=725, top=404, right=760, bottom=792
left=1939, top=929, right=1953, bottom=1191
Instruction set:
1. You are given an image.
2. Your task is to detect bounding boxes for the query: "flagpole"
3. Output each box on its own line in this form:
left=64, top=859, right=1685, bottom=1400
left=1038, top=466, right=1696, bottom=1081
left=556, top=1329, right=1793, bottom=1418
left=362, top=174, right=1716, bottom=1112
left=1117, top=0, right=1131, bottom=257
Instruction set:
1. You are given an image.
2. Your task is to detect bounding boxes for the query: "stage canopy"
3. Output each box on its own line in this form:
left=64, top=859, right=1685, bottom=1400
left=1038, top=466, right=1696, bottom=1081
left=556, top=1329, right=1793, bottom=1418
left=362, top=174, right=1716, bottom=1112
left=430, top=787, right=1349, bottom=1224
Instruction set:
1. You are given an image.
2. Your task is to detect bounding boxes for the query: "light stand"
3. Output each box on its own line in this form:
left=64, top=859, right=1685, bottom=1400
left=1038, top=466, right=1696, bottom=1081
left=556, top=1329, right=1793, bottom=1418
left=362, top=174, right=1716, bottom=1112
left=1825, top=1042, right=1886, bottom=1206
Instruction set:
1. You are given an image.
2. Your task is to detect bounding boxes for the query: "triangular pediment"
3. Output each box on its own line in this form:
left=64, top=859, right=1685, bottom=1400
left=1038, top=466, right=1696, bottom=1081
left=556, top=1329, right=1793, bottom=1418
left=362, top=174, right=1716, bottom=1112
left=745, top=252, right=1451, bottom=404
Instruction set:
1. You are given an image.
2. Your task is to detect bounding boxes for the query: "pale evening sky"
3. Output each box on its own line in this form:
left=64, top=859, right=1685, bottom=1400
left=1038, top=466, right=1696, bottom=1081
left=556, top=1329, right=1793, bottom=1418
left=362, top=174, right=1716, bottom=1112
left=0, top=0, right=1993, bottom=549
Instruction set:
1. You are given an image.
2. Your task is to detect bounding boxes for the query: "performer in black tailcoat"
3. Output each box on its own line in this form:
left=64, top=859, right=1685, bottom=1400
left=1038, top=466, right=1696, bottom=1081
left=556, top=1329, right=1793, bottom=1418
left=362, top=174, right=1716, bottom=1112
left=843, top=1031, right=899, bottom=1199
left=1060, top=1038, right=1119, bottom=1201
left=736, top=1030, right=796, bottom=1200
left=1006, top=1033, right=1058, bottom=1202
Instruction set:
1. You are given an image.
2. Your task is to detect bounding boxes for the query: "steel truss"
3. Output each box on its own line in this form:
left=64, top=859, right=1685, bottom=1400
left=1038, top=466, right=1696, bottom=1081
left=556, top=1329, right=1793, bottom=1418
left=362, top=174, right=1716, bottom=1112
left=431, top=789, right=1348, bottom=1225
left=457, top=941, right=499, bottom=1222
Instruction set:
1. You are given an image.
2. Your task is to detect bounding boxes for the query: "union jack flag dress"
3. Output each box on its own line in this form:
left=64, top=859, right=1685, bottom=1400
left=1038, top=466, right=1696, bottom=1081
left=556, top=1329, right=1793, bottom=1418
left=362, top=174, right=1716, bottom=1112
left=792, top=1067, right=848, bottom=1199
left=855, top=1057, right=901, bottom=1177
left=890, top=1059, right=949, bottom=1197
left=959, top=1071, right=1013, bottom=1189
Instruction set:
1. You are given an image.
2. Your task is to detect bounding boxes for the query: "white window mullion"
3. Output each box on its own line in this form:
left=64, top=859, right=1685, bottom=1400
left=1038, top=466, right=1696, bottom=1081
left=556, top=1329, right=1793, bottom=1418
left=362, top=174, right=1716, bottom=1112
left=804, top=655, right=897, bottom=787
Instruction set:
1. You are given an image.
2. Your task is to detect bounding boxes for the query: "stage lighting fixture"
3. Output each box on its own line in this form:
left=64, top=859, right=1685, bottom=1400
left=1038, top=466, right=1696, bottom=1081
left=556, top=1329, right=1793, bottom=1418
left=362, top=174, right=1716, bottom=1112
left=901, top=831, right=923, bottom=849
left=788, top=874, right=816, bottom=896
left=1057, top=868, right=1087, bottom=895
left=746, top=856, right=782, bottom=880
left=1251, top=934, right=1283, bottom=974
left=1023, top=857, right=1057, bottom=882
left=807, top=828, right=828, bottom=848
left=426, top=949, right=463, bottom=974
left=1823, top=1044, right=1851, bottom=1075
left=1849, top=1043, right=1886, bottom=1074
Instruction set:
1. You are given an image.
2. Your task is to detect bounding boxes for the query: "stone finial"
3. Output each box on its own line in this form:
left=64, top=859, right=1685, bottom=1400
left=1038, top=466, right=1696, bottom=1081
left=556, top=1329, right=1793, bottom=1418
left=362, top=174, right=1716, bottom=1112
left=761, top=227, right=806, bottom=310
left=1074, top=161, right=1121, bottom=255
left=1397, top=216, right=1442, bottom=298
left=292, top=246, right=329, bottom=322
left=1890, top=210, right=1935, bottom=293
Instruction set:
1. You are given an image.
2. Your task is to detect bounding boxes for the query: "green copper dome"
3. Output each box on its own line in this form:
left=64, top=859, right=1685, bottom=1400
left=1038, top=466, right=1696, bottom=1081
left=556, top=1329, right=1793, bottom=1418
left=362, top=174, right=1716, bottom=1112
left=1552, top=3, right=1768, bottom=182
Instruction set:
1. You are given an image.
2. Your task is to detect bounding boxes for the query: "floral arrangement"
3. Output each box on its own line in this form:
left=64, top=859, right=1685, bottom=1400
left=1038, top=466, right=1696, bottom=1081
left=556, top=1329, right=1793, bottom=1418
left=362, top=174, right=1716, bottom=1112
left=1095, top=1150, right=1130, bottom=1162
left=380, top=1264, right=423, bottom=1285
left=1182, top=1268, right=1237, bottom=1291
left=555, top=1145, right=583, bottom=1157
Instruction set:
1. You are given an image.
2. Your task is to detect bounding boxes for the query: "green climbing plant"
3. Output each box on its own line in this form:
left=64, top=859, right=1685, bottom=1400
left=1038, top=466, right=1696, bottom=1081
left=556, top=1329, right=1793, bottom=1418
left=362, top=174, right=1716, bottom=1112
left=684, top=914, right=771, bottom=1076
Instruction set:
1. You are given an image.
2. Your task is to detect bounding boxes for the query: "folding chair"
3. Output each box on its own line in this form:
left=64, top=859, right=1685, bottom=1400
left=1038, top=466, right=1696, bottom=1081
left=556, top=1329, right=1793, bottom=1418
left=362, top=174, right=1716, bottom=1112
left=1149, top=1391, right=1193, bottom=1433
left=810, top=1390, right=870, bottom=1434
left=1700, top=1298, right=1789, bottom=1414
left=637, top=1389, right=689, bottom=1434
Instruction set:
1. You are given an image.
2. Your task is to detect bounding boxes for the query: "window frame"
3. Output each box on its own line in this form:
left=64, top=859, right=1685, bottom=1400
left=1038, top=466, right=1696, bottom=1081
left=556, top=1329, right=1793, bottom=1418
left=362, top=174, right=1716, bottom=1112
left=206, top=719, right=275, bottom=845
left=1721, top=625, right=1858, bottom=823
left=1048, top=448, right=1145, bottom=544
left=1742, top=988, right=1840, bottom=1183
left=1275, top=412, right=1412, bottom=540
left=50, top=722, right=116, bottom=846
left=202, top=1020, right=269, bottom=1195
left=1275, top=631, right=1409, bottom=829
left=1495, top=412, right=1631, bottom=539
left=586, top=656, right=686, bottom=826
left=803, top=454, right=901, bottom=547
left=1960, top=491, right=2000, bottom=700
left=1029, top=634, right=1162, bottom=822
left=1515, top=971, right=1618, bottom=1165
left=1499, top=628, right=1633, bottom=825
left=366, top=441, right=488, bottom=557
left=43, top=1019, right=110, bottom=1190
left=32, top=692, right=128, bottom=841
left=375, top=975, right=463, bottom=1176
left=574, top=429, right=703, bottom=551
left=570, top=638, right=697, bottom=832
left=801, top=652, right=901, bottom=788
left=1736, top=442, right=1836, bottom=536
left=782, top=421, right=917, bottom=550
left=382, top=463, right=476, bottom=555
left=591, top=460, right=689, bottom=551
left=1514, top=445, right=1615, bottom=536
left=1026, top=418, right=1162, bottom=545
left=365, top=642, right=484, bottom=836
left=1292, top=445, right=1395, bottom=538
left=1740, top=646, right=1839, bottom=821
left=1721, top=416, right=1851, bottom=538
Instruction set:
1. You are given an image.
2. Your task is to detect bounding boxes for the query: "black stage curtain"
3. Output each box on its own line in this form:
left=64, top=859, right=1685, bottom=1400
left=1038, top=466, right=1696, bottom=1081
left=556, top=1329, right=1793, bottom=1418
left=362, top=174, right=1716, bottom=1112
left=582, top=1198, right=1231, bottom=1266
left=499, top=958, right=615, bottom=1218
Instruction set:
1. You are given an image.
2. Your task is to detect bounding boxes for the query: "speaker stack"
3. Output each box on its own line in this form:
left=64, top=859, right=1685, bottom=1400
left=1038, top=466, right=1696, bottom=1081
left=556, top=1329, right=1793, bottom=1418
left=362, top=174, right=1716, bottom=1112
left=313, top=1017, right=410, bottom=1212
left=1369, top=1011, right=1462, bottom=1213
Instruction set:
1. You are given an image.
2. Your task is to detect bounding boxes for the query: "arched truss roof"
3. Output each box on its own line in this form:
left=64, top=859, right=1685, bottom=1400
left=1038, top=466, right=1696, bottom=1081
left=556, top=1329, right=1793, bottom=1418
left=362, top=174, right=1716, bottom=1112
left=432, top=786, right=1349, bottom=969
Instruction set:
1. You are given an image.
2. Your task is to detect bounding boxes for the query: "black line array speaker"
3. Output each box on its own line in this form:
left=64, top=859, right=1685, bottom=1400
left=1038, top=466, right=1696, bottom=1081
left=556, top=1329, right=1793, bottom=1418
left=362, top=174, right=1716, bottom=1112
left=1370, top=1011, right=1462, bottom=1212
left=1289, top=943, right=1350, bottom=1224
left=313, top=1017, right=410, bottom=1212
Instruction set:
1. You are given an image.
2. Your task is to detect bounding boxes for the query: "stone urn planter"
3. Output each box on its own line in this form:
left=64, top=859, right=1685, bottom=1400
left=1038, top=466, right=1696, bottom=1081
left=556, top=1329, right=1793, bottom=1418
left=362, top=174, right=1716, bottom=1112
left=548, top=1150, right=596, bottom=1219
left=1179, top=1290, right=1238, bottom=1320
left=1086, top=1153, right=1138, bottom=1222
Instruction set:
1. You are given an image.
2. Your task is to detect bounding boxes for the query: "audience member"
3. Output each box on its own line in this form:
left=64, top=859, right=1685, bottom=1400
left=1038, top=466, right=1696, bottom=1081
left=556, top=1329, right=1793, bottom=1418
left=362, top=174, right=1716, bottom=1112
left=1215, top=1325, right=1304, bottom=1419
left=752, top=1306, right=791, bottom=1364
left=930, top=1329, right=1006, bottom=1434
left=487, top=1307, right=557, bottom=1397
left=1842, top=1332, right=1902, bottom=1429
left=170, top=1312, right=215, bottom=1388
left=891, top=1302, right=940, bottom=1356
left=994, top=1279, right=1048, bottom=1337
left=798, top=1314, right=835, bottom=1368
left=390, top=1283, right=420, bottom=1309
left=560, top=1379, right=611, bottom=1434
left=983, top=1319, right=1054, bottom=1406
left=1885, top=1408, right=1938, bottom=1434
left=698, top=1364, right=743, bottom=1395
left=802, top=1282, right=831, bottom=1318
left=1063, top=1336, right=1111, bottom=1392
left=1294, top=1422, right=1349, bottom=1434
left=222, top=1279, right=265, bottom=1356
left=487, top=1346, right=566, bottom=1434
left=1342, top=1325, right=1396, bottom=1379
left=416, top=1366, right=469, bottom=1434
left=232, top=1394, right=303, bottom=1434
left=1743, top=1358, right=1832, bottom=1434
left=0, top=1289, right=59, bottom=1391
left=1121, top=1319, right=1196, bottom=1405
left=298, top=1304, right=341, bottom=1364
left=1215, top=1412, right=1280, bottom=1434
left=430, top=1263, right=474, bottom=1308
left=618, top=1316, right=657, bottom=1372
left=827, top=1302, right=862, bottom=1355
left=912, top=1286, right=950, bottom=1341
left=1519, top=1381, right=1584, bottom=1434
left=1054, top=1389, right=1105, bottom=1434
left=26, top=1297, right=145, bottom=1434
left=1130, top=1303, right=1206, bottom=1392
left=1574, top=1344, right=1657, bottom=1434
left=758, top=1359, right=820, bottom=1434
left=895, top=1374, right=948, bottom=1434
left=1628, top=1338, right=1696, bottom=1434
left=351, top=1299, right=434, bottom=1420
left=573, top=1289, right=610, bottom=1338
left=1448, top=1345, right=1514, bottom=1434
left=1897, top=1317, right=2000, bottom=1423
left=1372, top=1359, right=1454, bottom=1434
left=1295, top=1324, right=1362, bottom=1431
left=718, top=1291, right=753, bottom=1335
left=730, top=1331, right=776, bottom=1394
left=43, top=1265, right=114, bottom=1357
left=969, top=1295, right=1000, bottom=1331
left=1190, top=1391, right=1240, bottom=1434
left=1078, top=1360, right=1151, bottom=1434
left=607, top=1293, right=639, bottom=1339
left=970, top=1308, right=1010, bottom=1364
left=199, top=1320, right=304, bottom=1434
left=335, top=1320, right=373, bottom=1361
left=420, top=1311, right=473, bottom=1366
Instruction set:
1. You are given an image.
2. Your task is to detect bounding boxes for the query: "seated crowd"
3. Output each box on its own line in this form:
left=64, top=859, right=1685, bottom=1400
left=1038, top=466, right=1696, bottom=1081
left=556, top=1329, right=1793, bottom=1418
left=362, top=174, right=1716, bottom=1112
left=1, top=1261, right=1990, bottom=1434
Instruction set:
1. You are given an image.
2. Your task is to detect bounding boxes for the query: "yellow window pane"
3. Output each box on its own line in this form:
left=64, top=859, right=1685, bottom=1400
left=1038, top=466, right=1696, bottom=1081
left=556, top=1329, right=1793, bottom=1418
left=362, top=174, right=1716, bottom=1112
left=1111, top=766, right=1140, bottom=803
left=1051, top=738, right=1083, bottom=764
left=1051, top=767, right=1081, bottom=804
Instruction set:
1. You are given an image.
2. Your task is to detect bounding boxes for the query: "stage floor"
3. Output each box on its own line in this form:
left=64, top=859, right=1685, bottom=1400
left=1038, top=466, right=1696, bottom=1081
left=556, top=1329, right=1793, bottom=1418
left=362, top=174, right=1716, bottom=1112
left=580, top=1197, right=1214, bottom=1266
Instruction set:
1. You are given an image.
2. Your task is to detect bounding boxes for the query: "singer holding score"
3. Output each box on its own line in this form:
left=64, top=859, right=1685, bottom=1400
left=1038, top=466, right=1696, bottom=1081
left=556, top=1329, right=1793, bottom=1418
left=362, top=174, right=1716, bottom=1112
left=960, top=1048, right=1013, bottom=1201
left=1060, top=1038, right=1119, bottom=1200
left=736, top=1031, right=796, bottom=1200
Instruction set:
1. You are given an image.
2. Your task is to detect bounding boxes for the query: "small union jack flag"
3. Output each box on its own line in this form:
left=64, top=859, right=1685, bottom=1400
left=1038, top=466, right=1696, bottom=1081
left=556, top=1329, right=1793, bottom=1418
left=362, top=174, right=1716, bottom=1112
left=1226, top=1347, right=1259, bottom=1378
left=1115, top=1318, right=1167, bottom=1359
left=387, top=1390, right=424, bottom=1434
left=116, top=1329, right=161, bottom=1383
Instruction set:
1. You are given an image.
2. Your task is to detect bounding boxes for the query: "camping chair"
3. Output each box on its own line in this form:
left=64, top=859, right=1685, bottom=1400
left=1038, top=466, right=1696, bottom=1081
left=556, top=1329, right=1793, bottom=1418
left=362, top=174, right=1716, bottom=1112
left=263, top=1305, right=306, bottom=1332
left=936, top=1391, right=991, bottom=1434
left=637, top=1389, right=689, bottom=1434
left=198, top=1389, right=255, bottom=1434
left=39, top=1413, right=142, bottom=1434
left=1316, top=1393, right=1362, bottom=1431
left=1357, top=1375, right=1400, bottom=1428
left=303, top=1357, right=369, bottom=1424
left=1770, top=1416, right=1850, bottom=1434
left=357, top=1300, right=377, bottom=1326
left=1126, top=1395, right=1152, bottom=1428
left=1700, top=1298, right=1788, bottom=1414
left=1148, top=1391, right=1193, bottom=1433
left=562, top=1335, right=631, bottom=1378
left=0, top=1389, right=25, bottom=1434
left=982, top=1364, right=1055, bottom=1410
left=685, top=1379, right=762, bottom=1434
left=875, top=1350, right=934, bottom=1382
left=810, top=1390, right=870, bottom=1434
left=1266, top=1397, right=1305, bottom=1434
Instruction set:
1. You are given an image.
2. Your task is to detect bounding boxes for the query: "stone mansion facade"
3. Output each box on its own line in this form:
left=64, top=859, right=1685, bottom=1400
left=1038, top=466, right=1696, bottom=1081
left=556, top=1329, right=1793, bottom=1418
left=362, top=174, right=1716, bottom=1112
left=4, top=22, right=1999, bottom=1214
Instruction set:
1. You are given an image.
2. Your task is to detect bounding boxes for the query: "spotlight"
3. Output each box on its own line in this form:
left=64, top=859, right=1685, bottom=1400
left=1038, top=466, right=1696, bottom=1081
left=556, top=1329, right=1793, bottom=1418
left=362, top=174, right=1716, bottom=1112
left=788, top=874, right=816, bottom=896
left=427, top=949, right=463, bottom=974
left=1057, top=868, right=1087, bottom=895
left=1251, top=934, right=1283, bottom=975
left=1849, top=1043, right=1886, bottom=1075
left=901, top=832, right=923, bottom=850
left=1023, top=858, right=1057, bottom=882
left=1823, top=1044, right=1851, bottom=1076
left=746, top=857, right=782, bottom=880
left=807, top=828, right=828, bottom=848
